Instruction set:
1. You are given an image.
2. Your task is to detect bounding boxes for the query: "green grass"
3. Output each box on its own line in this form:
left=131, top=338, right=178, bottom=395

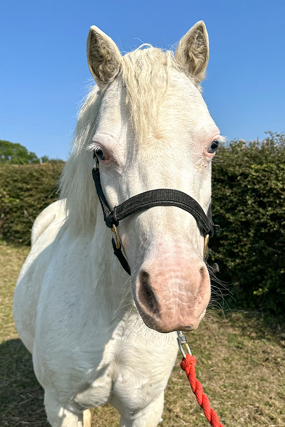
left=1, top=241, right=285, bottom=426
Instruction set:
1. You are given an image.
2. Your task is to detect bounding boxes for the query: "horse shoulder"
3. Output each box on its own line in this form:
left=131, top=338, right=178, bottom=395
left=14, top=199, right=68, bottom=352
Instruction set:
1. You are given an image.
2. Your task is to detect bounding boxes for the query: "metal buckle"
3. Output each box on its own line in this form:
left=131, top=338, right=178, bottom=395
left=111, top=225, right=120, bottom=249
left=203, top=234, right=209, bottom=258
left=177, top=331, right=192, bottom=358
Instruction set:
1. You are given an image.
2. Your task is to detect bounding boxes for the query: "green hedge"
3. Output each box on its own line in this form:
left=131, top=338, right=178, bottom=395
left=0, top=134, right=284, bottom=314
left=0, top=162, right=64, bottom=244
left=210, top=133, right=285, bottom=314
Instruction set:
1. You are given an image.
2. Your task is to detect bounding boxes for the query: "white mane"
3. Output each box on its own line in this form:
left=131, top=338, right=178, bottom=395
left=122, top=47, right=181, bottom=143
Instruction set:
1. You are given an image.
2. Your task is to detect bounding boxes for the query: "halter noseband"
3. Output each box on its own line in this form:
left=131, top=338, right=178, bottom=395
left=92, top=154, right=219, bottom=275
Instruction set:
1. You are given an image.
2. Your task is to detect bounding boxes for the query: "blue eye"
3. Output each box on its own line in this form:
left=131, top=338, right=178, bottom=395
left=208, top=140, right=219, bottom=154
left=95, top=148, right=106, bottom=161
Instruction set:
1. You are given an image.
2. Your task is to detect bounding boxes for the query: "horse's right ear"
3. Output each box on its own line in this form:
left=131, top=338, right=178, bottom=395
left=87, top=26, right=122, bottom=87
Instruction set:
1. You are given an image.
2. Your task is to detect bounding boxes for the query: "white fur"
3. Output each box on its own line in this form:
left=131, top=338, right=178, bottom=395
left=14, top=22, right=221, bottom=426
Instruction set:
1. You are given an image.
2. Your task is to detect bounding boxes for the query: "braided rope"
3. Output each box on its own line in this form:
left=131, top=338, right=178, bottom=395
left=180, top=354, right=225, bottom=427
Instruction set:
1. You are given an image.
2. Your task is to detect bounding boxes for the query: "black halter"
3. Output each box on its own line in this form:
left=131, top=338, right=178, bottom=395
left=92, top=155, right=219, bottom=275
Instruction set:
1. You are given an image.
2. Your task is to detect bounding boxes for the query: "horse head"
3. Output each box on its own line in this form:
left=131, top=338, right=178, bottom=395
left=63, top=23, right=222, bottom=333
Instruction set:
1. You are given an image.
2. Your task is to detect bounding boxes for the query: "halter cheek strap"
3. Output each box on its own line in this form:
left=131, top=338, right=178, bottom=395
left=92, top=157, right=219, bottom=275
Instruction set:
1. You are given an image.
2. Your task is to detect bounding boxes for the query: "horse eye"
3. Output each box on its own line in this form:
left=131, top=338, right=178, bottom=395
left=95, top=148, right=106, bottom=161
left=208, top=140, right=219, bottom=154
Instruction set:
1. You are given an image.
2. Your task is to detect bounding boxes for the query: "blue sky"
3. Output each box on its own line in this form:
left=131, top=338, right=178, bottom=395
left=1, top=0, right=284, bottom=160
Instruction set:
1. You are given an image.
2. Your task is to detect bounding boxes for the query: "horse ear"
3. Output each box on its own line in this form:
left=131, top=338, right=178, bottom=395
left=87, top=26, right=122, bottom=87
left=175, top=21, right=209, bottom=87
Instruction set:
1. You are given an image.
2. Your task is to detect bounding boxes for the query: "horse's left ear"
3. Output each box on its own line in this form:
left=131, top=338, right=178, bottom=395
left=87, top=26, right=122, bottom=87
left=175, top=21, right=209, bottom=87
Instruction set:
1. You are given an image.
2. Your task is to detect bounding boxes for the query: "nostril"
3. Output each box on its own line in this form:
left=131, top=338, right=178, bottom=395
left=138, top=271, right=160, bottom=317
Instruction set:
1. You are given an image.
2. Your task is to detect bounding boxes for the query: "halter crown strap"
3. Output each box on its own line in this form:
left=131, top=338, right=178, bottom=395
left=92, top=167, right=115, bottom=223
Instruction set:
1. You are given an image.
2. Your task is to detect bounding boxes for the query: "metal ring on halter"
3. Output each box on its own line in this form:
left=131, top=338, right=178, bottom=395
left=111, top=225, right=120, bottom=249
left=204, top=234, right=209, bottom=258
left=177, top=331, right=192, bottom=358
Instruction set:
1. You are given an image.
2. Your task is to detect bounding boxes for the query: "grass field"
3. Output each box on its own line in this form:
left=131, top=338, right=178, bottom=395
left=0, top=241, right=284, bottom=426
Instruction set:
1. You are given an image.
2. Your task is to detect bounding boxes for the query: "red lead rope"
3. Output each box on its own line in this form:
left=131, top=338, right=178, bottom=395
left=177, top=332, right=225, bottom=427
left=180, top=354, right=224, bottom=427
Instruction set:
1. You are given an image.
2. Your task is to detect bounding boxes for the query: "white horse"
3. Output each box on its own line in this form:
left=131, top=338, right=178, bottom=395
left=13, top=21, right=222, bottom=427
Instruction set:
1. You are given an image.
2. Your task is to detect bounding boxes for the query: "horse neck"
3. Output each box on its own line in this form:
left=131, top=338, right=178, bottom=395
left=90, top=215, right=133, bottom=320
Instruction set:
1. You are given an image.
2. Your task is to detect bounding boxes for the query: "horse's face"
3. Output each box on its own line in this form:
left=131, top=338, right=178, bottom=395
left=87, top=23, right=221, bottom=333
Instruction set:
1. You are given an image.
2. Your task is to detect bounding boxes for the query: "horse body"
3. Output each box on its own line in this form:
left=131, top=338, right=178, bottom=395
left=14, top=22, right=221, bottom=426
